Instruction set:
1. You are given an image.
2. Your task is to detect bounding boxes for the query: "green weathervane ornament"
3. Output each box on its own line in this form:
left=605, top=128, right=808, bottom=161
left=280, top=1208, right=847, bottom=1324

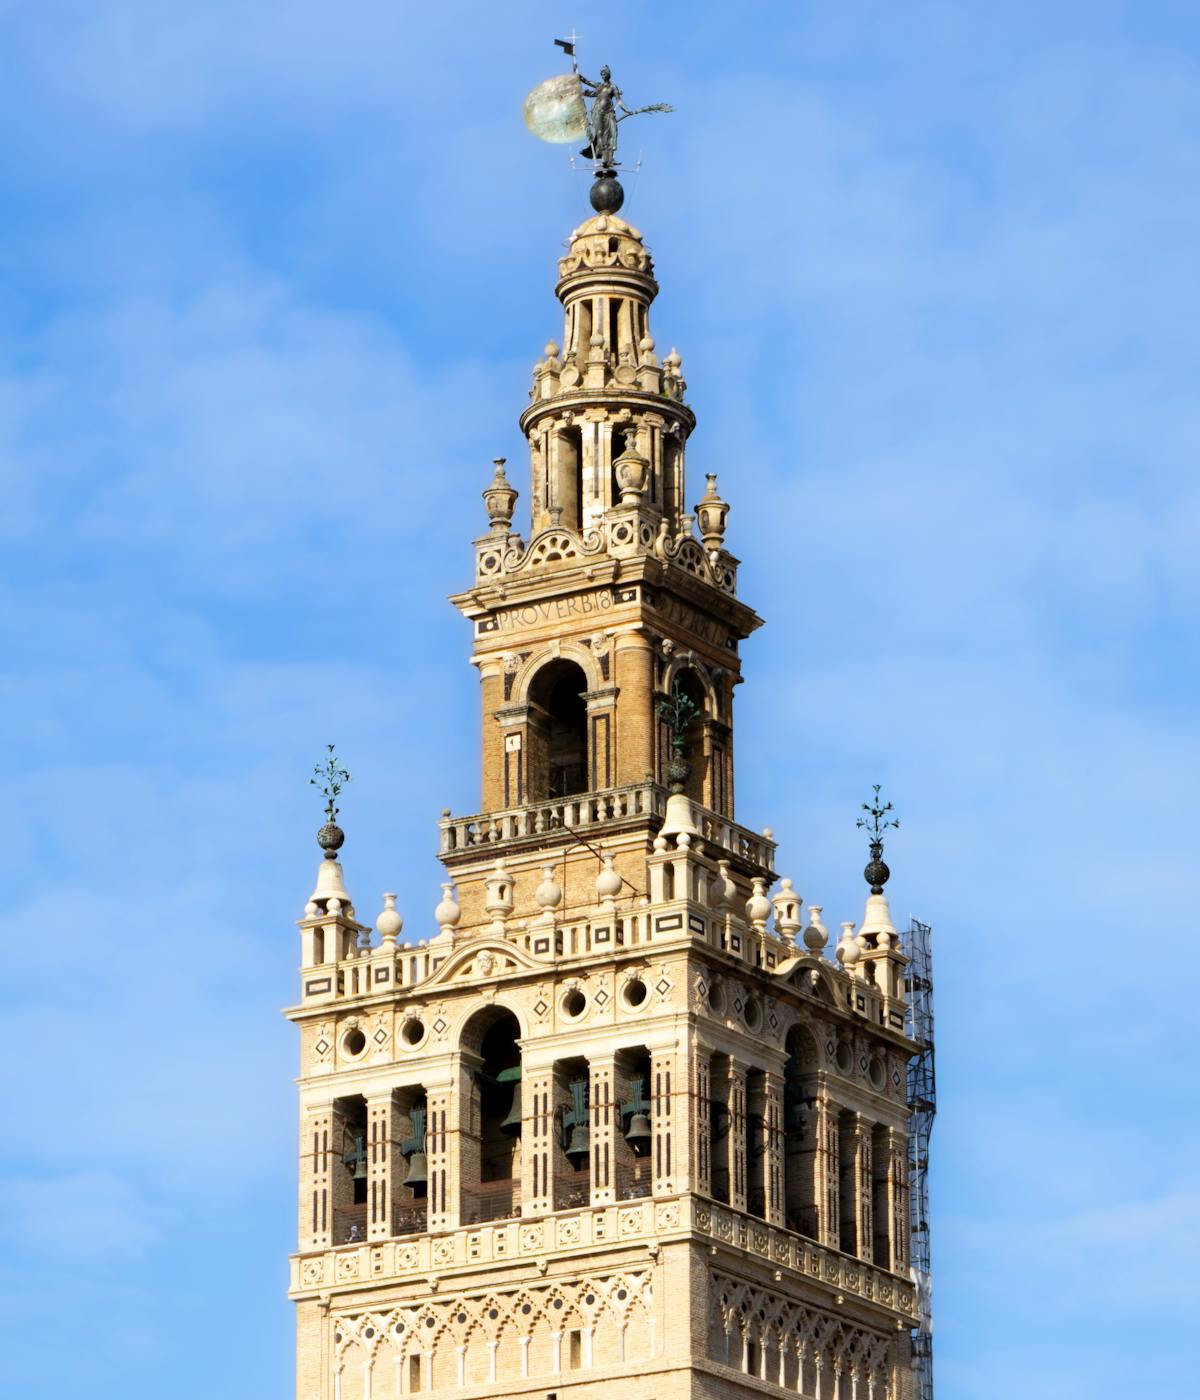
left=311, top=743, right=351, bottom=859
left=857, top=784, right=899, bottom=894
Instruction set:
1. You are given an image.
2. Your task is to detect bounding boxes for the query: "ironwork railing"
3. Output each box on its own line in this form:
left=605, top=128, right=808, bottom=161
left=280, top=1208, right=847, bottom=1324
left=393, top=1201, right=427, bottom=1237
left=553, top=1169, right=591, bottom=1210
left=615, top=1160, right=651, bottom=1201
left=784, top=1205, right=820, bottom=1240
left=333, top=1204, right=367, bottom=1244
left=461, top=1179, right=520, bottom=1224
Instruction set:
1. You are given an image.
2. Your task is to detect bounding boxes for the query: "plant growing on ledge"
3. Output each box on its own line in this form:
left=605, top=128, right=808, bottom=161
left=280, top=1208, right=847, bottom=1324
left=310, top=743, right=352, bottom=858
left=657, top=682, right=699, bottom=793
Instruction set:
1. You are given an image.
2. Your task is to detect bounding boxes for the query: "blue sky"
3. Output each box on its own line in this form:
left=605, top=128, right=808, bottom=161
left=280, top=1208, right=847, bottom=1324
left=2, top=3, right=1197, bottom=1395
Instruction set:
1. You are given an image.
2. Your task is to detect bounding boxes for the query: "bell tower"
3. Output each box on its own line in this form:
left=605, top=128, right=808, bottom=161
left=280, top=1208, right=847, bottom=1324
left=460, top=205, right=757, bottom=836
left=286, top=152, right=925, bottom=1400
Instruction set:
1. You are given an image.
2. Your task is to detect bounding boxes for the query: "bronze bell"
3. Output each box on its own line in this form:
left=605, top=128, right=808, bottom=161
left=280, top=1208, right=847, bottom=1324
left=342, top=1131, right=368, bottom=1180
left=500, top=1082, right=523, bottom=1135
left=624, top=1111, right=651, bottom=1155
left=402, top=1150, right=428, bottom=1188
left=564, top=1121, right=590, bottom=1165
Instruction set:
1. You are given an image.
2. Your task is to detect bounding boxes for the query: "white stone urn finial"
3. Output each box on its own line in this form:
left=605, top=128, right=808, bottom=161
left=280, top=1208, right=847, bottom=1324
left=596, top=851, right=622, bottom=907
left=434, top=882, right=460, bottom=933
left=376, top=892, right=403, bottom=948
left=803, top=904, right=828, bottom=954
left=746, top=877, right=771, bottom=933
left=535, top=864, right=563, bottom=921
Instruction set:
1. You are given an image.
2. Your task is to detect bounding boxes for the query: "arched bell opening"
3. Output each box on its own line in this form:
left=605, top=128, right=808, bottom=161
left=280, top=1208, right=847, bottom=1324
left=461, top=1007, right=522, bottom=1223
left=745, top=1068, right=768, bottom=1220
left=614, top=1046, right=653, bottom=1200
left=332, top=1093, right=368, bottom=1243
left=527, top=659, right=589, bottom=800
left=783, top=1026, right=820, bottom=1240
left=393, top=1086, right=429, bottom=1235
left=551, top=424, right=584, bottom=530
left=871, top=1122, right=892, bottom=1267
left=552, top=1056, right=591, bottom=1209
left=661, top=667, right=708, bottom=807
left=708, top=1051, right=732, bottom=1205
left=838, top=1109, right=859, bottom=1255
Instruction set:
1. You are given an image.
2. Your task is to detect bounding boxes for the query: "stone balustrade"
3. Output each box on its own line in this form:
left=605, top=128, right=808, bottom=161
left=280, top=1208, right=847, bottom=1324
left=298, top=895, right=800, bottom=1007
left=290, top=1192, right=918, bottom=1325
left=439, top=782, right=777, bottom=875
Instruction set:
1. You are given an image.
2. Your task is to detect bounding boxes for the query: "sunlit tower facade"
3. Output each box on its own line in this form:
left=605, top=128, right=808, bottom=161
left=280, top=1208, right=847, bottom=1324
left=285, top=123, right=926, bottom=1400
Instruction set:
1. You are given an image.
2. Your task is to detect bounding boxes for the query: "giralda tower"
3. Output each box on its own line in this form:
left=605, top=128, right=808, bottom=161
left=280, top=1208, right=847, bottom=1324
left=286, top=70, right=924, bottom=1400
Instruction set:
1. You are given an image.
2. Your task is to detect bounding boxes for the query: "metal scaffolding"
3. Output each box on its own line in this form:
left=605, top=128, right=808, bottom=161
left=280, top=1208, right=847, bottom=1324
left=905, top=918, right=936, bottom=1400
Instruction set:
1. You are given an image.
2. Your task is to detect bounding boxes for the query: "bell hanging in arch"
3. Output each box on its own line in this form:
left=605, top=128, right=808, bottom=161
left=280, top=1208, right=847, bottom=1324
left=564, top=1120, right=590, bottom=1166
left=624, top=1111, right=651, bottom=1156
left=500, top=1081, right=523, bottom=1136
left=402, top=1150, right=428, bottom=1189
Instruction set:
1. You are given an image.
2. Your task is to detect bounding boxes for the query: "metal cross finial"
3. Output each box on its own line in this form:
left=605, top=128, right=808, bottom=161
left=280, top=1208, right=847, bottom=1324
left=310, top=743, right=351, bottom=824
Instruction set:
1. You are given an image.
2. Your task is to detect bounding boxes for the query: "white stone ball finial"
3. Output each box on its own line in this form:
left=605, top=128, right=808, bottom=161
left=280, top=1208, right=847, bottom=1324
left=536, top=864, right=563, bottom=913
left=803, top=904, right=828, bottom=954
left=746, top=877, right=771, bottom=933
left=434, top=882, right=461, bottom=931
left=376, top=892, right=403, bottom=947
left=596, top=851, right=622, bottom=904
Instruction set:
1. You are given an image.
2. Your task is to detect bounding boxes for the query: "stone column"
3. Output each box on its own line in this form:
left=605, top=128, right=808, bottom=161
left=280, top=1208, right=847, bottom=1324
left=452, top=1054, right=481, bottom=1228
left=366, top=1091, right=398, bottom=1242
left=883, top=1128, right=910, bottom=1272
left=584, top=687, right=619, bottom=792
left=651, top=1048, right=681, bottom=1194
left=693, top=1051, right=712, bottom=1197
left=493, top=702, right=531, bottom=810
left=614, top=632, right=655, bottom=787
left=522, top=1057, right=556, bottom=1217
left=479, top=660, right=508, bottom=811
left=425, top=1082, right=453, bottom=1231
left=299, top=1102, right=335, bottom=1251
left=855, top=1117, right=873, bottom=1263
left=590, top=1053, right=618, bottom=1206
left=762, top=1070, right=785, bottom=1226
left=815, top=1093, right=840, bottom=1249
left=727, top=1060, right=748, bottom=1213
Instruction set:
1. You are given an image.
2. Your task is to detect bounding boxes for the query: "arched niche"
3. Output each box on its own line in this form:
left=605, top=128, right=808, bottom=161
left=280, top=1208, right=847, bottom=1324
left=526, top=657, right=590, bottom=800
left=459, top=1006, right=523, bottom=1223
left=782, top=1024, right=820, bottom=1239
left=659, top=661, right=713, bottom=808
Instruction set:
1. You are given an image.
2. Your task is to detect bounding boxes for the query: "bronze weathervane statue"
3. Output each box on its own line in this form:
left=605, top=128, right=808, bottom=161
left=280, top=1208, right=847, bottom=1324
left=523, top=36, right=673, bottom=213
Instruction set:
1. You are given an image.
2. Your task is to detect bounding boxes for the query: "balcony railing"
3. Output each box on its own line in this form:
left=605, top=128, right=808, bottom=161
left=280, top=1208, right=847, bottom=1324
left=461, top=1178, right=520, bottom=1224
left=615, top=1160, right=651, bottom=1201
left=333, top=1205, right=367, bottom=1244
left=439, top=783, right=664, bottom=855
left=784, top=1205, right=820, bottom=1241
left=553, top=1169, right=591, bottom=1211
left=393, top=1201, right=428, bottom=1236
